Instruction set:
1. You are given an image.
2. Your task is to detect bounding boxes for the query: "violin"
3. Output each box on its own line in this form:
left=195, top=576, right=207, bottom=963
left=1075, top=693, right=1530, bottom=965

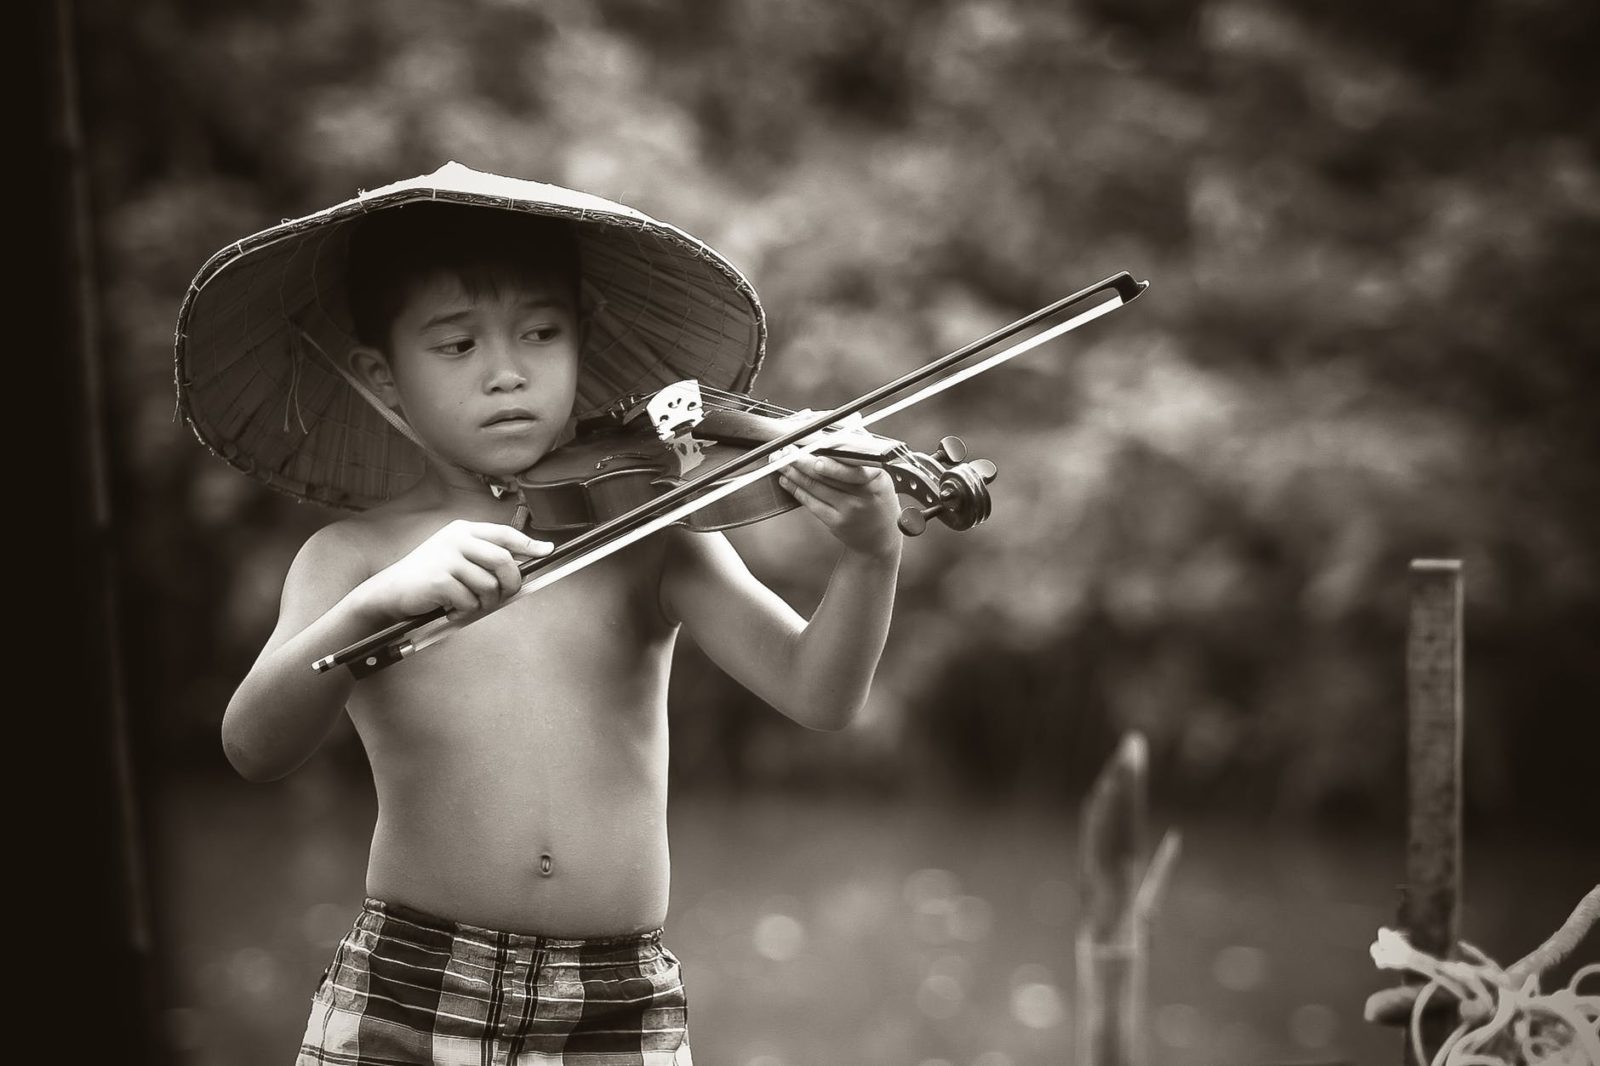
left=516, top=381, right=998, bottom=538
left=313, top=270, right=1148, bottom=677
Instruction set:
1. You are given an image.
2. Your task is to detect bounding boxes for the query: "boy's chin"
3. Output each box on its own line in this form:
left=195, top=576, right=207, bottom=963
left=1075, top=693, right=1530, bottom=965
left=473, top=446, right=557, bottom=480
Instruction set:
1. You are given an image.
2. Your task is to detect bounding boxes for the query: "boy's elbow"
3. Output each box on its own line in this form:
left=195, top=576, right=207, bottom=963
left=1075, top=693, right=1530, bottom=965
left=224, top=745, right=281, bottom=783
left=221, top=709, right=289, bottom=783
left=222, top=731, right=276, bottom=782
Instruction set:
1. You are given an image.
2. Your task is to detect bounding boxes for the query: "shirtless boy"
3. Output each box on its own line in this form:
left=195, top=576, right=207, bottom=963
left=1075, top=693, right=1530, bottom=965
left=176, top=164, right=901, bottom=1064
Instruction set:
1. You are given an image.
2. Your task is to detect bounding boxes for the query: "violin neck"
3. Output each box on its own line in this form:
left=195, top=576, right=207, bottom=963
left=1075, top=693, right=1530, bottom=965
left=694, top=408, right=897, bottom=463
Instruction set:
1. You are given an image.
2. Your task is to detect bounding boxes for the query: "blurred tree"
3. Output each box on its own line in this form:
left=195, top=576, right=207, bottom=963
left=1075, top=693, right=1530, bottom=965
left=77, top=0, right=1600, bottom=829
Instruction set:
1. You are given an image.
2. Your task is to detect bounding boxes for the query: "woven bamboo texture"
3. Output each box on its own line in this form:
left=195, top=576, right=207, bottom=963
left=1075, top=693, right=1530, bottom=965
left=175, top=162, right=767, bottom=511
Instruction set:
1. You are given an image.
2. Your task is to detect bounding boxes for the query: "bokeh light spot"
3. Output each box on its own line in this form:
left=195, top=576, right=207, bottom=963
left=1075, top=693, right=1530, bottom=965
left=1009, top=980, right=1066, bottom=1029
left=1289, top=1003, right=1338, bottom=1048
left=226, top=946, right=281, bottom=1001
left=917, top=974, right=965, bottom=1019
left=752, top=913, right=805, bottom=962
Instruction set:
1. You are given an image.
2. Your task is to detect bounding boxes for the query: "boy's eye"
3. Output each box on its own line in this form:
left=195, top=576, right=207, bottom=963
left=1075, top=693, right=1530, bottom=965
left=433, top=338, right=475, bottom=357
left=524, top=325, right=562, bottom=343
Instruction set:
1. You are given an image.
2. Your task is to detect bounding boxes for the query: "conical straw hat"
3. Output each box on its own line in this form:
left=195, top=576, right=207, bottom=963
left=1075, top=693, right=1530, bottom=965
left=175, top=161, right=767, bottom=511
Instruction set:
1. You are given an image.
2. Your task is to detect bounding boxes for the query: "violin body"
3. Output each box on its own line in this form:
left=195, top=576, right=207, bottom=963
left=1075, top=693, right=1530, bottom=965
left=516, top=404, right=994, bottom=537
left=513, top=421, right=799, bottom=534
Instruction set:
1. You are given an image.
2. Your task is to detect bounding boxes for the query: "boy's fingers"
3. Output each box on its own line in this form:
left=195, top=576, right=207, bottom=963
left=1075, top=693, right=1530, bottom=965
left=460, top=542, right=525, bottom=598
left=778, top=473, right=842, bottom=523
left=475, top=523, right=554, bottom=558
left=782, top=465, right=852, bottom=509
left=803, top=456, right=880, bottom=487
left=442, top=578, right=480, bottom=618
left=494, top=560, right=523, bottom=597
left=450, top=561, right=501, bottom=608
left=461, top=540, right=515, bottom=572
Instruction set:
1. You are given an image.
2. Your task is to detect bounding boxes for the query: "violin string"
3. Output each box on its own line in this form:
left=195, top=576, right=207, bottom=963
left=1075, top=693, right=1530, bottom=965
left=695, top=385, right=910, bottom=453
left=692, top=385, right=904, bottom=447
left=641, top=381, right=898, bottom=430
left=609, top=385, right=787, bottom=418
left=703, top=388, right=792, bottom=414
left=692, top=389, right=750, bottom=412
left=696, top=386, right=792, bottom=416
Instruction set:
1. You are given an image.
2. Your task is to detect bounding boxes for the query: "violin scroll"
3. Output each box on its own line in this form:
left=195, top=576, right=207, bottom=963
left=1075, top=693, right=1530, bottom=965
left=891, top=436, right=998, bottom=536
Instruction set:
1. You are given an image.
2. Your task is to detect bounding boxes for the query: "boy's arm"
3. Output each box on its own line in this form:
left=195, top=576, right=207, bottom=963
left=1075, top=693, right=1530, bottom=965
left=223, top=519, right=548, bottom=780
left=661, top=457, right=902, bottom=731
left=221, top=523, right=384, bottom=780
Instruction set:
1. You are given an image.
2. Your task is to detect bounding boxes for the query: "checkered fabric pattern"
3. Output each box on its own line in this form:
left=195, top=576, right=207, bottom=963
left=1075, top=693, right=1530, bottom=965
left=296, top=899, right=691, bottom=1065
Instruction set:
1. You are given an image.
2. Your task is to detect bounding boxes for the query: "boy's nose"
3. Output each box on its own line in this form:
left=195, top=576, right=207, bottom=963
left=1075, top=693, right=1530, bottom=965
left=482, top=344, right=528, bottom=392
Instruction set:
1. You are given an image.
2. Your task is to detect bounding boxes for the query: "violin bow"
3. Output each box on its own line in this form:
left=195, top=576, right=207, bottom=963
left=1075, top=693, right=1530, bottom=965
left=314, top=271, right=1148, bottom=677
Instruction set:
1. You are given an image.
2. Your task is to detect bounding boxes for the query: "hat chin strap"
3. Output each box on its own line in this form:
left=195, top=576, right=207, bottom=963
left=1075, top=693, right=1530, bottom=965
left=295, top=327, right=532, bottom=523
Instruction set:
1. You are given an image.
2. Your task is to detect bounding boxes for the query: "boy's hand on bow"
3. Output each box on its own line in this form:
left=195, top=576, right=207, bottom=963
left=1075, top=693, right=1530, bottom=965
left=778, top=455, right=902, bottom=561
left=355, top=520, right=553, bottom=622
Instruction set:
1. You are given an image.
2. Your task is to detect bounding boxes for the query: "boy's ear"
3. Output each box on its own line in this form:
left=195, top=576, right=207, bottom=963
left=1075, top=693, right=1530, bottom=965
left=348, top=346, right=401, bottom=407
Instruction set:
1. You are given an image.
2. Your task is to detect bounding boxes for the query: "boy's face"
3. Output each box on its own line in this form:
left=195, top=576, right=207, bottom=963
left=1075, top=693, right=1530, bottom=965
left=358, top=270, right=582, bottom=481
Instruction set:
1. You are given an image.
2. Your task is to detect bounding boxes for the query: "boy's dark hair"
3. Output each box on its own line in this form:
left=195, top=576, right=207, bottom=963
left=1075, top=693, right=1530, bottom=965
left=346, top=202, right=581, bottom=350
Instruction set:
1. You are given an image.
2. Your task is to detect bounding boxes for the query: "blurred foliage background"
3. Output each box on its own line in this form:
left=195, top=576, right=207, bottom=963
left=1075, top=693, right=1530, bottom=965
left=84, top=0, right=1599, bottom=822
left=74, top=0, right=1598, bottom=1062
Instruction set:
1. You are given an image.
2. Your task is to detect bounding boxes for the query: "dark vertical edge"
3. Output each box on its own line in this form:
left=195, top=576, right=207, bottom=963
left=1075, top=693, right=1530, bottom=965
left=52, top=0, right=160, bottom=1057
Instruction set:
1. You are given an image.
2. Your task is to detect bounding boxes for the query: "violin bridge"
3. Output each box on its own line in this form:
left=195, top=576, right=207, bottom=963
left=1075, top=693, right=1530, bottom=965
left=645, top=380, right=705, bottom=441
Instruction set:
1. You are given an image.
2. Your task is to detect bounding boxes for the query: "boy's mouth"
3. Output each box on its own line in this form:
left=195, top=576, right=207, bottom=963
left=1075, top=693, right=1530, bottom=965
left=483, top=407, right=538, bottom=429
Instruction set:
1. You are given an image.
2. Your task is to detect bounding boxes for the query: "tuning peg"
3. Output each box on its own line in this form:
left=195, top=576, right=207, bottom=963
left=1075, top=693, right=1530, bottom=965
left=898, top=503, right=939, bottom=536
left=935, top=435, right=968, bottom=464
left=967, top=458, right=997, bottom=483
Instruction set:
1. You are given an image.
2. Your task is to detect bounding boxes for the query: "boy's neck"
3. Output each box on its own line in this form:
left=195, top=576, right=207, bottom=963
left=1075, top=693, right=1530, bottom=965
left=410, top=462, right=525, bottom=522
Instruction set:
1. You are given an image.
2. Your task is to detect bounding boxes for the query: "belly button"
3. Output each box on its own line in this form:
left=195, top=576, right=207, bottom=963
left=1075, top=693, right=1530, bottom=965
left=539, top=853, right=553, bottom=877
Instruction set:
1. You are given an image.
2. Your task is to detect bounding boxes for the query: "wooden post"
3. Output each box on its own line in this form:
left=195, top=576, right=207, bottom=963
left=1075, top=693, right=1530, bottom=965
left=1078, top=733, right=1145, bottom=1066
left=1402, top=559, right=1464, bottom=1064
left=1077, top=733, right=1179, bottom=1066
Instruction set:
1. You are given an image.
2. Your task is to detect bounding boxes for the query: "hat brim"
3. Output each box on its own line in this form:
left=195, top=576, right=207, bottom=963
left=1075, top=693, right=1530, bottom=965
left=175, top=162, right=766, bottom=511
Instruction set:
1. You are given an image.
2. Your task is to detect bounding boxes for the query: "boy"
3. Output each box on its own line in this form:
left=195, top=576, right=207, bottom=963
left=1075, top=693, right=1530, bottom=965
left=176, top=164, right=902, bottom=1064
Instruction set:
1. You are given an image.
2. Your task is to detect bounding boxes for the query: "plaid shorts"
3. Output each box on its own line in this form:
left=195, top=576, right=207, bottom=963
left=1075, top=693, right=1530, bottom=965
left=296, top=898, right=691, bottom=1065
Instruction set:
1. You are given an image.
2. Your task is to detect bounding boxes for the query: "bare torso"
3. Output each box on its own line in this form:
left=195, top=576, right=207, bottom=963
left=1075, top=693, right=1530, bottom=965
left=342, top=507, right=679, bottom=937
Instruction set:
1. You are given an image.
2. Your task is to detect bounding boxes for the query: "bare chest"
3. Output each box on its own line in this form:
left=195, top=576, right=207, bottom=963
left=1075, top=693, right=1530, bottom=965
left=345, top=541, right=678, bottom=765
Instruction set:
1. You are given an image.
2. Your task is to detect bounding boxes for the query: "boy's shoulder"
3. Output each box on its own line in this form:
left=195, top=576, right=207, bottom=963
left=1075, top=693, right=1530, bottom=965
left=291, top=493, right=436, bottom=580
left=282, top=513, right=380, bottom=598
